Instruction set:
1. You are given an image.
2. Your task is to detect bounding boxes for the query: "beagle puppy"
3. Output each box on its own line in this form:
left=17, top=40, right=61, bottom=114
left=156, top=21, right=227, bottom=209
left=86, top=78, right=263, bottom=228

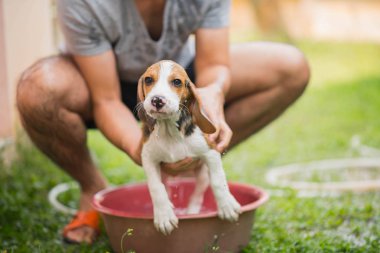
left=137, top=60, right=241, bottom=235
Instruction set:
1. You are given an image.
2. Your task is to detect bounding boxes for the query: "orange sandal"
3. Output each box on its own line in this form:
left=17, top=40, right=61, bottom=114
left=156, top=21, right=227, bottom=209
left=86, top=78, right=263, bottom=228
left=62, top=210, right=100, bottom=244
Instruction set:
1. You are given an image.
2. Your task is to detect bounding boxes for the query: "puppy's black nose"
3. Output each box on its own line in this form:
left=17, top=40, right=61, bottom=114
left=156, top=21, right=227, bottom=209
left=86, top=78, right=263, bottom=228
left=151, top=96, right=166, bottom=110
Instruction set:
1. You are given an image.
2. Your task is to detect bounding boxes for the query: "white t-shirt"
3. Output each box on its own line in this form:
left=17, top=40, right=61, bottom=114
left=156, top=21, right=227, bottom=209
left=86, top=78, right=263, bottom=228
left=57, top=0, right=231, bottom=81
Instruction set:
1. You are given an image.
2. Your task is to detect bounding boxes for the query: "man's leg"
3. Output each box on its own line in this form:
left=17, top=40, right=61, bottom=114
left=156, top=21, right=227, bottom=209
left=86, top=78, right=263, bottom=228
left=225, top=42, right=310, bottom=147
left=16, top=56, right=107, bottom=243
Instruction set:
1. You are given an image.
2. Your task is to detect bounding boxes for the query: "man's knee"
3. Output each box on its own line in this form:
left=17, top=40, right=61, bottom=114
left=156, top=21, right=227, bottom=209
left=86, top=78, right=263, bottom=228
left=17, top=56, right=76, bottom=121
left=280, top=46, right=310, bottom=96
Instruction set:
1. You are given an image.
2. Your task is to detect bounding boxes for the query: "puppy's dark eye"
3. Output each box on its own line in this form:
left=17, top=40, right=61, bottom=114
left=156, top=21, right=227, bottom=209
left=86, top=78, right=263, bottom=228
left=172, top=79, right=182, bottom=87
left=144, top=76, right=153, bottom=85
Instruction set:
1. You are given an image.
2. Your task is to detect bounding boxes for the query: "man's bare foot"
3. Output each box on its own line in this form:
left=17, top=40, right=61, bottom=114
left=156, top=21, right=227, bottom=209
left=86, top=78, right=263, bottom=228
left=65, top=226, right=97, bottom=244
left=63, top=191, right=101, bottom=244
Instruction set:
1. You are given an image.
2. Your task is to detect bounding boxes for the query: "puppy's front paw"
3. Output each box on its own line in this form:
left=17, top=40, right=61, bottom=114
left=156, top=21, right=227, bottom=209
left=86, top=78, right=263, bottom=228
left=154, top=205, right=178, bottom=235
left=217, top=194, right=241, bottom=222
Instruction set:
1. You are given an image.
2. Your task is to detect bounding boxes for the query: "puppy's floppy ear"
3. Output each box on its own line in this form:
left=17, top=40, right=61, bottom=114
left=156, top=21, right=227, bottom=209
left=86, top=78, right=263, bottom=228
left=137, top=77, right=156, bottom=131
left=187, top=81, right=216, bottom=134
left=137, top=76, right=145, bottom=103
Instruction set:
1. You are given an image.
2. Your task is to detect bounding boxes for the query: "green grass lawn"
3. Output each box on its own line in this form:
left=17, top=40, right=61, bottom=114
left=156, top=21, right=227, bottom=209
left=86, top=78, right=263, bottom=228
left=1, top=40, right=380, bottom=252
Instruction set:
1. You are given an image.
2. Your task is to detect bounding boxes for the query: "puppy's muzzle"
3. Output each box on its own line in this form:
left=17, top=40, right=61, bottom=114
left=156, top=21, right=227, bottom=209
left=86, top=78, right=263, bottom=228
left=151, top=95, right=167, bottom=110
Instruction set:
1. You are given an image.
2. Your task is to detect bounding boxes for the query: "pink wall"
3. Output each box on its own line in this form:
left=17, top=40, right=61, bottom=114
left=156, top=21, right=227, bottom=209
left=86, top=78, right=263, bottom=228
left=0, top=0, right=56, bottom=139
left=0, top=0, right=12, bottom=138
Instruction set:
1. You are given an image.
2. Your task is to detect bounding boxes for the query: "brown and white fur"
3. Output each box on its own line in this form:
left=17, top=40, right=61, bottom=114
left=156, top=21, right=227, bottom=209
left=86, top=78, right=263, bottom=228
left=137, top=60, right=241, bottom=235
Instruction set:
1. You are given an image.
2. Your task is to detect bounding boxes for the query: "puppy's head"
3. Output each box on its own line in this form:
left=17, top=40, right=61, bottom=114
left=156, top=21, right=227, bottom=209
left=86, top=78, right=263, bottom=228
left=137, top=60, right=215, bottom=134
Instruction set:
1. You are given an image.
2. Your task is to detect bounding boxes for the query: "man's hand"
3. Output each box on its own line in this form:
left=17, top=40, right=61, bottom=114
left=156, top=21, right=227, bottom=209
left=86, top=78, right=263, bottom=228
left=193, top=83, right=233, bottom=153
left=194, top=27, right=232, bottom=153
left=161, top=157, right=202, bottom=176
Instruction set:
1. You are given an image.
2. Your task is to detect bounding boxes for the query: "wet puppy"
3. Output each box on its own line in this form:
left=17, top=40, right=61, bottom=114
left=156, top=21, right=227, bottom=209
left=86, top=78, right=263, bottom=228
left=137, top=60, right=241, bottom=235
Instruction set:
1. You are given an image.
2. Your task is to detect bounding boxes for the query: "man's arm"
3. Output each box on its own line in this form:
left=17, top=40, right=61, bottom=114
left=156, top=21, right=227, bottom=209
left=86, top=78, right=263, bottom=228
left=195, top=27, right=231, bottom=95
left=73, top=50, right=142, bottom=165
left=194, top=27, right=232, bottom=152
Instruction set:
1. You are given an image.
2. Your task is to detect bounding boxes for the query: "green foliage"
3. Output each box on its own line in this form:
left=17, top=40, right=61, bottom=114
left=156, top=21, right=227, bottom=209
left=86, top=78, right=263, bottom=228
left=0, top=144, right=110, bottom=252
left=1, top=41, right=380, bottom=252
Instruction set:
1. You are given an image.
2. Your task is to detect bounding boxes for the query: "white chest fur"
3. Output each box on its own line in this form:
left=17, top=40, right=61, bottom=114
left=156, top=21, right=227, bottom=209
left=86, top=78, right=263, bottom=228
left=142, top=120, right=210, bottom=164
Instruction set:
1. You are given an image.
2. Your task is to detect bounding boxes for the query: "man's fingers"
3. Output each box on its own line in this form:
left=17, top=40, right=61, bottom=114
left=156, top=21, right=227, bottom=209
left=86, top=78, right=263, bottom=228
left=174, top=157, right=194, bottom=168
left=177, top=159, right=199, bottom=172
left=206, top=121, right=232, bottom=153
left=161, top=157, right=202, bottom=176
left=161, top=157, right=192, bottom=171
left=216, top=122, right=233, bottom=153
left=208, top=127, right=220, bottom=143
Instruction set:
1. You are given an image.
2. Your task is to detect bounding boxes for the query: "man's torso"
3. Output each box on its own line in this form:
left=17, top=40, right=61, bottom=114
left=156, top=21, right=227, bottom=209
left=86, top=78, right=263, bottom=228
left=57, top=0, right=230, bottom=81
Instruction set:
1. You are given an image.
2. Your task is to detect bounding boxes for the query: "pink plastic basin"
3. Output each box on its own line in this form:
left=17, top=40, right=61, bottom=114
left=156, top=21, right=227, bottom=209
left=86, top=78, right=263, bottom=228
left=93, top=179, right=268, bottom=253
